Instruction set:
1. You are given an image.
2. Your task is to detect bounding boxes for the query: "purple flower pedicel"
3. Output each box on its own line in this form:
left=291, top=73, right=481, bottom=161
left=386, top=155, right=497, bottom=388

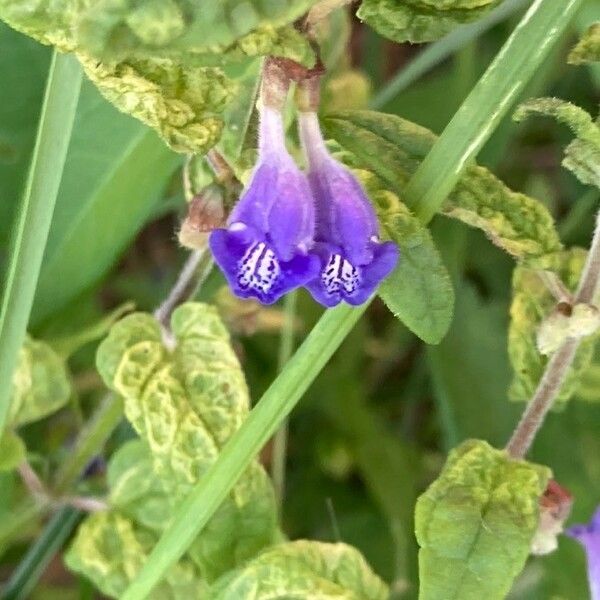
left=566, top=507, right=600, bottom=600
left=298, top=111, right=399, bottom=307
left=209, top=102, right=319, bottom=305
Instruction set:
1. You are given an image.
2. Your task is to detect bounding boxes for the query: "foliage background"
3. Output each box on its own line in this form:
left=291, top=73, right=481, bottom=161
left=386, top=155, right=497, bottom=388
left=0, top=1, right=599, bottom=598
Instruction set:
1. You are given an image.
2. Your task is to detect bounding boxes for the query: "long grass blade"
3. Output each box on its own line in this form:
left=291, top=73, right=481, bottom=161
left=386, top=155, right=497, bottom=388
left=0, top=51, right=82, bottom=435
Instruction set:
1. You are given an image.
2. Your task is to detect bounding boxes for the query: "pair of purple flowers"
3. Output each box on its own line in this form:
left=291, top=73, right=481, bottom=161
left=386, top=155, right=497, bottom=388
left=209, top=103, right=399, bottom=306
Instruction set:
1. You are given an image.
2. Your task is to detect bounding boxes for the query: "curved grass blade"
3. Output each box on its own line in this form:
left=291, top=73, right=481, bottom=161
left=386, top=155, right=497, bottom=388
left=0, top=51, right=82, bottom=435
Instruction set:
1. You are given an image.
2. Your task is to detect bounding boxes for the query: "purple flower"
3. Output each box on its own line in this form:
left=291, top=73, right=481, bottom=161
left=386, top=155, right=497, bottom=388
left=298, top=112, right=399, bottom=307
left=209, top=105, right=319, bottom=304
left=566, top=506, right=600, bottom=600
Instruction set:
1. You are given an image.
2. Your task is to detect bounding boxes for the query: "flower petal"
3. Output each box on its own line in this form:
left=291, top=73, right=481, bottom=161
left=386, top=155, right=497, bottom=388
left=210, top=226, right=319, bottom=305
left=566, top=507, right=600, bottom=600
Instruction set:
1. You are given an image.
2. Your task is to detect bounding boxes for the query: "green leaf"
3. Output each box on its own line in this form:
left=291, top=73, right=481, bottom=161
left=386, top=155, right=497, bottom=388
left=210, top=540, right=389, bottom=599
left=0, top=0, right=316, bottom=154
left=31, top=81, right=180, bottom=324
left=514, top=98, right=600, bottom=190
left=568, top=21, right=600, bottom=65
left=356, top=0, right=502, bottom=43
left=322, top=110, right=562, bottom=265
left=72, top=0, right=316, bottom=63
left=9, top=336, right=71, bottom=428
left=508, top=248, right=599, bottom=406
left=68, top=303, right=279, bottom=596
left=79, top=55, right=236, bottom=155
left=48, top=302, right=135, bottom=359
left=353, top=167, right=454, bottom=344
left=415, top=439, right=550, bottom=600
left=0, top=430, right=26, bottom=471
left=65, top=512, right=206, bottom=600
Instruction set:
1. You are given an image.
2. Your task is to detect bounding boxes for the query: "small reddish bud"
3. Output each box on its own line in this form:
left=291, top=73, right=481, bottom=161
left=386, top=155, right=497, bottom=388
left=531, top=480, right=573, bottom=555
left=178, top=187, right=225, bottom=250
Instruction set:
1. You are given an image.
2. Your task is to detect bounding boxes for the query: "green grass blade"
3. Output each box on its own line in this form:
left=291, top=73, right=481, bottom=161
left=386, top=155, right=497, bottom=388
left=0, top=51, right=82, bottom=435
left=2, top=507, right=81, bottom=600
left=122, top=302, right=368, bottom=600
left=370, top=0, right=530, bottom=109
left=404, top=0, right=584, bottom=223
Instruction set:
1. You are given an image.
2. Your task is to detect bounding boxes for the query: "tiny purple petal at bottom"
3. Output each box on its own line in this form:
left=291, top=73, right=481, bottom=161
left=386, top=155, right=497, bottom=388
left=566, top=506, right=600, bottom=600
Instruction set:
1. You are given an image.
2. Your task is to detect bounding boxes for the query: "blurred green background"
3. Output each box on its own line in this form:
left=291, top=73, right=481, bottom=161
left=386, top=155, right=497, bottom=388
left=0, top=1, right=599, bottom=597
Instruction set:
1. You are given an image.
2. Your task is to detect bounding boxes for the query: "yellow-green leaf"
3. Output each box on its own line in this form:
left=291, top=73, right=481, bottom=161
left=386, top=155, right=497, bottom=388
left=210, top=540, right=389, bottom=599
left=0, top=430, right=26, bottom=472
left=415, top=439, right=550, bottom=600
left=9, top=336, right=71, bottom=427
left=65, top=512, right=206, bottom=600
left=514, top=98, right=600, bottom=189
left=356, top=0, right=502, bottom=44
left=68, top=303, right=279, bottom=594
left=508, top=248, right=599, bottom=405
left=354, top=168, right=454, bottom=344
left=568, top=22, right=600, bottom=65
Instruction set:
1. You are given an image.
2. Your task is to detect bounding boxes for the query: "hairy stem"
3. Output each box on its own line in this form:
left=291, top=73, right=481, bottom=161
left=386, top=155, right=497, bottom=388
left=506, top=210, right=600, bottom=458
left=576, top=210, right=600, bottom=304
left=154, top=249, right=212, bottom=330
left=271, top=291, right=298, bottom=510
left=0, top=394, right=123, bottom=546
left=505, top=338, right=580, bottom=458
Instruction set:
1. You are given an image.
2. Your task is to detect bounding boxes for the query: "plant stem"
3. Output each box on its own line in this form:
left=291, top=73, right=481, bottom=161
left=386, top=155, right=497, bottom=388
left=0, top=52, right=82, bottom=436
left=271, top=291, right=298, bottom=510
left=154, top=249, right=208, bottom=329
left=506, top=210, right=600, bottom=458
left=505, top=338, right=580, bottom=459
left=53, top=393, right=124, bottom=493
left=403, top=0, right=584, bottom=223
left=371, top=0, right=530, bottom=109
left=0, top=394, right=123, bottom=547
left=576, top=210, right=600, bottom=304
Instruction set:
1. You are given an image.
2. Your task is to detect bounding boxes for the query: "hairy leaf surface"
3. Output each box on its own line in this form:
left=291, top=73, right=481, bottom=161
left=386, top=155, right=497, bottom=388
left=415, top=439, right=550, bottom=600
left=514, top=98, right=600, bottom=189
left=0, top=0, right=316, bottom=153
left=352, top=167, right=454, bottom=344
